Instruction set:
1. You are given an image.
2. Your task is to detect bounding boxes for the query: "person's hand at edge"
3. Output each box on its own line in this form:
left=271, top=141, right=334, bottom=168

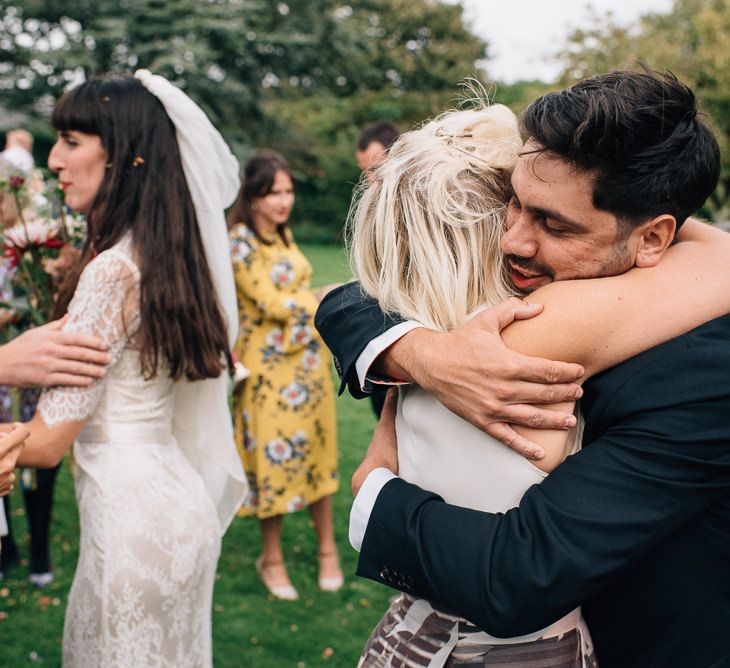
left=0, top=317, right=112, bottom=388
left=316, top=283, right=344, bottom=302
left=0, top=424, right=29, bottom=496
left=352, top=388, right=399, bottom=497
left=376, top=298, right=585, bottom=460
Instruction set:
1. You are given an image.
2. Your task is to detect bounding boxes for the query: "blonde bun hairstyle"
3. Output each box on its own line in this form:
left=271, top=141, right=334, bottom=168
left=348, top=102, right=521, bottom=331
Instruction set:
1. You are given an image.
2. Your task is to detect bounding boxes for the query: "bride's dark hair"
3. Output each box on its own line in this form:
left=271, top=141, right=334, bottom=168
left=52, top=74, right=231, bottom=381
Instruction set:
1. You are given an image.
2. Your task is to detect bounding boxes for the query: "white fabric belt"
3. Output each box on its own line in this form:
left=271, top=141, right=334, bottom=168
left=80, top=422, right=173, bottom=445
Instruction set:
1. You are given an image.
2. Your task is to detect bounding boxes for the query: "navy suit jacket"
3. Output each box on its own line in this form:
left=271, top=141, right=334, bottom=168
left=315, top=283, right=730, bottom=668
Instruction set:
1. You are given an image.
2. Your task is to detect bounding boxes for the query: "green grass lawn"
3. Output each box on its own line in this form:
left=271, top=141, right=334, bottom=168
left=1, top=243, right=397, bottom=666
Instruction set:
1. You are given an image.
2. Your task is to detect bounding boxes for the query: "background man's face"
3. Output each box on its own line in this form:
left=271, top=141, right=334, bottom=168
left=501, top=142, right=635, bottom=293
left=356, top=140, right=388, bottom=179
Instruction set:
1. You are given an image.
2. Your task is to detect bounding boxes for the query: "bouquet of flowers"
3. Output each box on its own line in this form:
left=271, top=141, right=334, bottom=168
left=0, top=173, right=87, bottom=342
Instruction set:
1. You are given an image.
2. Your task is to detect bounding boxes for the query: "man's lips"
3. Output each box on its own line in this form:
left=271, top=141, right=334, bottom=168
left=508, top=263, right=549, bottom=290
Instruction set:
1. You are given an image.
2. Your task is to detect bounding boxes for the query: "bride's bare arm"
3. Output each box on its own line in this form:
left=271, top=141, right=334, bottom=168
left=502, top=220, right=730, bottom=469
left=0, top=252, right=139, bottom=468
left=0, top=417, right=84, bottom=468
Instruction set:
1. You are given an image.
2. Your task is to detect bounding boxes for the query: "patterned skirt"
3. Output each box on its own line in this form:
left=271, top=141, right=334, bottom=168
left=359, top=594, right=598, bottom=668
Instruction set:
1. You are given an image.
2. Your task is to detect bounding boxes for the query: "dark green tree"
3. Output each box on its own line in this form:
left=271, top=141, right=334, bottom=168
left=0, top=0, right=491, bottom=239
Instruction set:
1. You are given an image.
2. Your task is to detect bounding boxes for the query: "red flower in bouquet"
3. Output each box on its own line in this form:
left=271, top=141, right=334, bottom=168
left=3, top=219, right=64, bottom=264
left=0, top=175, right=86, bottom=334
left=7, top=175, right=26, bottom=191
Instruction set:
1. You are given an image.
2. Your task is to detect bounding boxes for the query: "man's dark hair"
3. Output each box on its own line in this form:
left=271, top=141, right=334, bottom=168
left=356, top=123, right=400, bottom=152
left=522, top=70, right=720, bottom=232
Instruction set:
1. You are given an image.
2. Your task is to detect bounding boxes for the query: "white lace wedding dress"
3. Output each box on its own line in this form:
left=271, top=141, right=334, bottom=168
left=38, top=242, right=221, bottom=667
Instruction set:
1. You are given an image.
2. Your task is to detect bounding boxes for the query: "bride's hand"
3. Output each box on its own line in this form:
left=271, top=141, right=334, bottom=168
left=0, top=424, right=29, bottom=496
left=352, top=389, right=399, bottom=497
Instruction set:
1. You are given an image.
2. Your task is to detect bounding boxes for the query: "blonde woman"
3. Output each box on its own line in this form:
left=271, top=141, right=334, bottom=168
left=345, top=99, right=730, bottom=666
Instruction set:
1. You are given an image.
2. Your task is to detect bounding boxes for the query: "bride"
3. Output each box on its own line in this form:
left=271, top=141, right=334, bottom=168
left=1, top=71, right=247, bottom=666
left=345, top=101, right=730, bottom=665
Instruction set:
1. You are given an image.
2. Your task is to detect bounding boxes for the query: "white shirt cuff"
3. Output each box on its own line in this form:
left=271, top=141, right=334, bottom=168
left=349, top=467, right=397, bottom=552
left=0, top=501, right=7, bottom=537
left=355, top=321, right=424, bottom=391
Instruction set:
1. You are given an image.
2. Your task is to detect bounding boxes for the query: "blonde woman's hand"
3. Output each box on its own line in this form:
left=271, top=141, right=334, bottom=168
left=375, top=298, right=585, bottom=460
left=0, top=424, right=29, bottom=496
left=352, top=389, right=399, bottom=497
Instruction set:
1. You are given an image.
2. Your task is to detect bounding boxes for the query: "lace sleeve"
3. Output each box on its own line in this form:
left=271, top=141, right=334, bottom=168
left=37, top=249, right=141, bottom=428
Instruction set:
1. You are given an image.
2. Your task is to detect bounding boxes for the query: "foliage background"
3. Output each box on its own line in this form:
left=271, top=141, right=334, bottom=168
left=0, top=0, right=728, bottom=240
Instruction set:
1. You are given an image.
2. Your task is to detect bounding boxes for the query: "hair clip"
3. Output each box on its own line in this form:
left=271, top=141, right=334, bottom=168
left=105, top=162, right=112, bottom=169
left=132, top=156, right=145, bottom=168
left=102, top=96, right=110, bottom=103
left=435, top=125, right=474, bottom=139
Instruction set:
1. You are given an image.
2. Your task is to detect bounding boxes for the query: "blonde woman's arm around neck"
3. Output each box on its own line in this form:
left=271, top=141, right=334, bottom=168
left=502, top=219, right=730, bottom=471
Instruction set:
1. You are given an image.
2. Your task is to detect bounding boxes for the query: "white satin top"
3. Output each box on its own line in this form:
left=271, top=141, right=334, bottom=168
left=396, top=384, right=584, bottom=643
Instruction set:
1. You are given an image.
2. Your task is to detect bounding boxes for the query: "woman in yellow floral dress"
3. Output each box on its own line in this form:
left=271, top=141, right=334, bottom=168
left=228, top=150, right=342, bottom=600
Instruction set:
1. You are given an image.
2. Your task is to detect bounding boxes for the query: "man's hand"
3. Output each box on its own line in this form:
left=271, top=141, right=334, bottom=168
left=0, top=424, right=29, bottom=496
left=377, top=298, right=585, bottom=460
left=352, top=389, right=399, bottom=497
left=0, top=318, right=111, bottom=388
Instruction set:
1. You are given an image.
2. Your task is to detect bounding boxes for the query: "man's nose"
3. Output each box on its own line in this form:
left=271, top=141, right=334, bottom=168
left=501, top=215, right=538, bottom=258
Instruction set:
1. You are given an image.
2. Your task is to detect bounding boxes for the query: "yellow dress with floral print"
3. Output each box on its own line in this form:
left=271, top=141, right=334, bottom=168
left=229, top=224, right=338, bottom=519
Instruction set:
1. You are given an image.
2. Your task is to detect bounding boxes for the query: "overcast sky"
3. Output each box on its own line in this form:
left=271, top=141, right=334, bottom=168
left=454, top=0, right=675, bottom=83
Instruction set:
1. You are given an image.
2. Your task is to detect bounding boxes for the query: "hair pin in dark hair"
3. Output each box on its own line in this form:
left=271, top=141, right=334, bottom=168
left=132, top=155, right=145, bottom=168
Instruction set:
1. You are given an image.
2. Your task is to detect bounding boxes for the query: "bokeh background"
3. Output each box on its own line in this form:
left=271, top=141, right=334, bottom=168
left=0, top=1, right=728, bottom=665
left=1, top=0, right=728, bottom=241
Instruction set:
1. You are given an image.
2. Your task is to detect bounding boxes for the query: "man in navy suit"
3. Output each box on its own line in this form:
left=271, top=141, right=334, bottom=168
left=316, top=70, right=730, bottom=667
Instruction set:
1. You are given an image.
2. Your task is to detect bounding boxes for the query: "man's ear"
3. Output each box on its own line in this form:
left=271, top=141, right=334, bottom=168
left=634, top=215, right=677, bottom=267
